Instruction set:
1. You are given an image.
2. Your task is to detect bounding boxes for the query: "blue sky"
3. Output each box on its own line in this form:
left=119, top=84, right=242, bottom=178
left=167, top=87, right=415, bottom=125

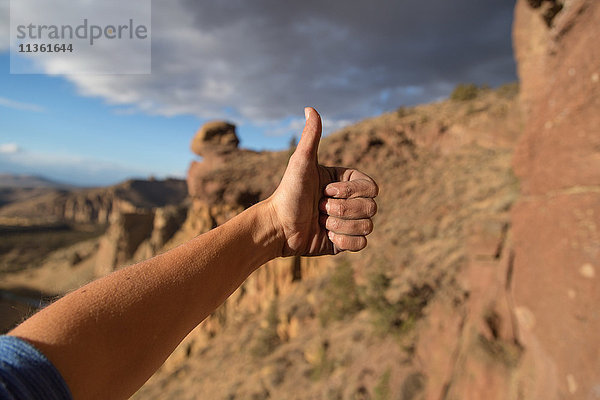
left=0, top=54, right=194, bottom=185
left=0, top=52, right=298, bottom=186
left=0, top=0, right=517, bottom=187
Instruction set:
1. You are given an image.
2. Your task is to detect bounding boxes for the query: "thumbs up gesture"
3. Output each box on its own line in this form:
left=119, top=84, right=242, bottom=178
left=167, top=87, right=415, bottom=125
left=268, top=107, right=379, bottom=256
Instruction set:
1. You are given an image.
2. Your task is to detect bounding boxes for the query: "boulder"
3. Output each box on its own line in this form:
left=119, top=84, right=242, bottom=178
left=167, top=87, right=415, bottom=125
left=190, top=121, right=239, bottom=157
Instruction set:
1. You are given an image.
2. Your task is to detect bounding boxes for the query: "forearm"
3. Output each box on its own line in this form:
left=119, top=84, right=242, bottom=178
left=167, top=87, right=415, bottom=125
left=9, top=200, right=282, bottom=400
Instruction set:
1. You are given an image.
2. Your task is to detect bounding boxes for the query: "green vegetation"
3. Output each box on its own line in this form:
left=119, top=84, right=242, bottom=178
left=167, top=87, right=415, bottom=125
left=497, top=82, right=519, bottom=99
left=451, top=83, right=479, bottom=100
left=396, top=106, right=414, bottom=118
left=288, top=135, right=298, bottom=157
left=310, top=341, right=335, bottom=381
left=318, top=260, right=363, bottom=326
left=363, top=271, right=433, bottom=337
left=251, top=298, right=281, bottom=358
left=449, top=83, right=481, bottom=101
left=374, top=368, right=392, bottom=400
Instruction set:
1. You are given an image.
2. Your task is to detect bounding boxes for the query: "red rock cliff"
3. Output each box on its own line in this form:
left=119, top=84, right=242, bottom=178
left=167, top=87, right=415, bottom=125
left=511, top=0, right=600, bottom=397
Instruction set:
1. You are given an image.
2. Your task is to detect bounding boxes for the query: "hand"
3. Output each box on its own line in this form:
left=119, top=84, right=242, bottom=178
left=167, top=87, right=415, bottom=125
left=267, top=107, right=378, bottom=257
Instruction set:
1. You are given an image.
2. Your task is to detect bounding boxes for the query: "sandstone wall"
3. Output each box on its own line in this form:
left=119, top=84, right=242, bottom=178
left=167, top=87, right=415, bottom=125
left=511, top=0, right=600, bottom=397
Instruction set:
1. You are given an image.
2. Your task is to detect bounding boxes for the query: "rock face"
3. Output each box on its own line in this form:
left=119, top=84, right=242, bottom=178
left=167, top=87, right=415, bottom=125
left=187, top=121, right=288, bottom=221
left=190, top=121, right=239, bottom=157
left=95, top=204, right=188, bottom=276
left=510, top=0, right=600, bottom=397
left=187, top=151, right=287, bottom=208
left=0, top=178, right=188, bottom=225
left=96, top=211, right=155, bottom=276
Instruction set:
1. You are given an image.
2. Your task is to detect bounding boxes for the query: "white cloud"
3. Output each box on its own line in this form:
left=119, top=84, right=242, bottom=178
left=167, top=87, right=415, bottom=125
left=1, top=0, right=516, bottom=126
left=0, top=143, right=21, bottom=154
left=261, top=117, right=354, bottom=138
left=0, top=147, right=160, bottom=186
left=263, top=118, right=308, bottom=138
left=0, top=96, right=45, bottom=112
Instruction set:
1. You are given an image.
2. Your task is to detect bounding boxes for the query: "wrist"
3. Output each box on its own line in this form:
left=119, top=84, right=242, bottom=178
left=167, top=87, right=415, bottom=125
left=248, top=199, right=285, bottom=262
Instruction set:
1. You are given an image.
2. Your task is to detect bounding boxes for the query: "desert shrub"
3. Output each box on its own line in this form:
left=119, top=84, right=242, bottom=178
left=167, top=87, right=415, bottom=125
left=288, top=135, right=298, bottom=157
left=400, top=372, right=426, bottom=400
left=309, top=341, right=335, bottom=380
left=363, top=272, right=434, bottom=337
left=396, top=106, right=413, bottom=118
left=318, top=260, right=363, bottom=326
left=374, top=368, right=392, bottom=400
left=450, top=83, right=481, bottom=101
left=497, top=82, right=519, bottom=99
left=251, top=298, right=280, bottom=358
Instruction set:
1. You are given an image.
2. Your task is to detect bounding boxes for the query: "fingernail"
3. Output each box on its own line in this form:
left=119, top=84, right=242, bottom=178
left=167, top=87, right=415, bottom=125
left=328, top=231, right=335, bottom=241
left=304, top=107, right=311, bottom=121
left=325, top=201, right=330, bottom=213
left=324, top=185, right=338, bottom=197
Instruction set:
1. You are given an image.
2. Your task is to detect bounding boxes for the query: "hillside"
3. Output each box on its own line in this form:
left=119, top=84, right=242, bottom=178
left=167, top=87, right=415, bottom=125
left=0, top=83, right=522, bottom=399
left=0, top=178, right=188, bottom=225
left=0, top=174, right=74, bottom=209
left=0, top=174, right=74, bottom=189
left=130, top=84, right=522, bottom=399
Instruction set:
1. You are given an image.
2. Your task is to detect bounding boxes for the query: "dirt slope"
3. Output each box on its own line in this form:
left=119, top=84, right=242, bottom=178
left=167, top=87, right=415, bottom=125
left=133, top=84, right=523, bottom=399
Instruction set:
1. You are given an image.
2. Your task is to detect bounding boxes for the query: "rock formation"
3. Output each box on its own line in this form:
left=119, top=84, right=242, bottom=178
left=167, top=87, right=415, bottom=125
left=510, top=0, right=600, bottom=397
left=95, top=210, right=155, bottom=276
left=190, top=121, right=240, bottom=157
left=186, top=121, right=288, bottom=221
left=0, top=178, right=188, bottom=225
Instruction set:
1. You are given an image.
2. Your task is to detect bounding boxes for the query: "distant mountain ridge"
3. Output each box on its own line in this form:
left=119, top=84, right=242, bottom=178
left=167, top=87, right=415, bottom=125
left=0, top=174, right=75, bottom=189
left=0, top=177, right=188, bottom=225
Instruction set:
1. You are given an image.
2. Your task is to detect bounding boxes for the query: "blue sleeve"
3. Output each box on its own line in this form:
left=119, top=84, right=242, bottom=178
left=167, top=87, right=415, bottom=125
left=0, top=336, right=72, bottom=400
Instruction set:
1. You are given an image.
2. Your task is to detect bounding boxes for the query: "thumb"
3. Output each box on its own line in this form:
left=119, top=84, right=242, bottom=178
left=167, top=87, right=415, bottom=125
left=294, top=107, right=322, bottom=161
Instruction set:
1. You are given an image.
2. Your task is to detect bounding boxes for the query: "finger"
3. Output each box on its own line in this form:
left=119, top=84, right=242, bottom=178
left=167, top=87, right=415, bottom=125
left=319, top=215, right=373, bottom=236
left=328, top=231, right=367, bottom=252
left=319, top=197, right=377, bottom=219
left=324, top=179, right=378, bottom=199
left=294, top=107, right=322, bottom=161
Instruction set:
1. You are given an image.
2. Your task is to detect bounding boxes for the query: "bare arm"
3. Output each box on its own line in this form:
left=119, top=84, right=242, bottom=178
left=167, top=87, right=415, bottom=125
left=9, top=107, right=378, bottom=399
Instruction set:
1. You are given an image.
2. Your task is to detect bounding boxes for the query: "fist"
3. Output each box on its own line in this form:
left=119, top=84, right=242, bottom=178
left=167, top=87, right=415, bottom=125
left=268, top=107, right=378, bottom=257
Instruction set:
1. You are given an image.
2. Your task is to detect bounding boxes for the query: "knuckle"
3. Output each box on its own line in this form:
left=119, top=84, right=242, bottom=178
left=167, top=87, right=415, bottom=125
left=336, top=201, right=347, bottom=217
left=343, top=184, right=353, bottom=198
left=328, top=217, right=340, bottom=231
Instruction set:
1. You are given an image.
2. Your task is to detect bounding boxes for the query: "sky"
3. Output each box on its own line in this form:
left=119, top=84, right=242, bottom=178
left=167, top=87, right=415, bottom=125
left=0, top=0, right=517, bottom=187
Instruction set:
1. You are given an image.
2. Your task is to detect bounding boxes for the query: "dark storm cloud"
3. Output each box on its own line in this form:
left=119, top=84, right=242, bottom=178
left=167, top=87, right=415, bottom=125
left=2, top=0, right=516, bottom=129
left=174, top=0, right=516, bottom=120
